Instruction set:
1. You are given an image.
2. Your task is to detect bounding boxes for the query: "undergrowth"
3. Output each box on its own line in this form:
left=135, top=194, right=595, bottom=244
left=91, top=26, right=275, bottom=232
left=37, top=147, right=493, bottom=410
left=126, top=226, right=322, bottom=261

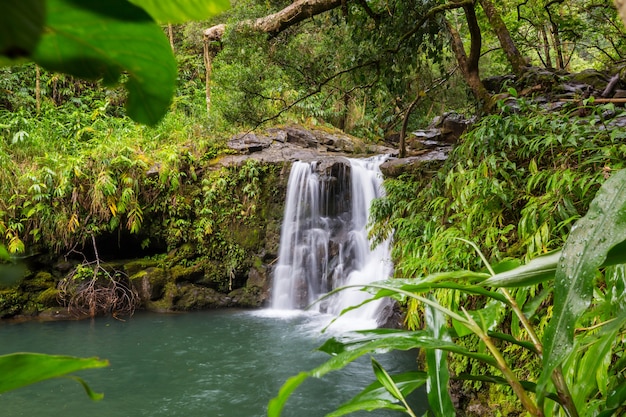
left=372, top=98, right=626, bottom=281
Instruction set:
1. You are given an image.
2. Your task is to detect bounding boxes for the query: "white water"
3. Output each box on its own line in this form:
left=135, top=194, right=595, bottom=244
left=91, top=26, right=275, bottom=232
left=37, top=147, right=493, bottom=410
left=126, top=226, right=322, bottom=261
left=270, top=155, right=393, bottom=330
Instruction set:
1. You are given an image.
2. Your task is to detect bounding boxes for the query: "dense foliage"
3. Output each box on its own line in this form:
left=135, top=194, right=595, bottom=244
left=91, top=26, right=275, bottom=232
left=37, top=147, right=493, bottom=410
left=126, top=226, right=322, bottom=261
left=372, top=98, right=626, bottom=283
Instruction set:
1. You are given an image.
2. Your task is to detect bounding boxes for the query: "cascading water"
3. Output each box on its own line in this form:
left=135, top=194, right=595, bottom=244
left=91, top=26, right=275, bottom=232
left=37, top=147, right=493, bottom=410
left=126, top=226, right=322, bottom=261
left=271, top=155, right=393, bottom=329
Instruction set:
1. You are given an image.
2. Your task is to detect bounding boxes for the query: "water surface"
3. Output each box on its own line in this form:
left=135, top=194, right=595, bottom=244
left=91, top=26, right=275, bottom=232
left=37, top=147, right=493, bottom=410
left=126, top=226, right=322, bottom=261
left=0, top=310, right=427, bottom=417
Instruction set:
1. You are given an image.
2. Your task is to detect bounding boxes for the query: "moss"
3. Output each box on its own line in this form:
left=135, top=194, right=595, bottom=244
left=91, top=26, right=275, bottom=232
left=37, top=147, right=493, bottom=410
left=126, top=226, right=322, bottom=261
left=19, top=271, right=55, bottom=292
left=123, top=259, right=160, bottom=277
left=36, top=287, right=61, bottom=307
left=172, top=284, right=231, bottom=310
left=169, top=264, right=203, bottom=283
left=0, top=290, right=25, bottom=318
left=130, top=266, right=168, bottom=302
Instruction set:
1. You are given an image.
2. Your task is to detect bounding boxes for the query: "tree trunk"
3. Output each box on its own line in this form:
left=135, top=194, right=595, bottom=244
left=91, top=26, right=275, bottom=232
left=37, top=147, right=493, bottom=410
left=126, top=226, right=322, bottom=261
left=399, top=92, right=421, bottom=158
left=168, top=24, right=175, bottom=51
left=203, top=35, right=213, bottom=114
left=540, top=26, right=553, bottom=69
left=549, top=25, right=564, bottom=69
left=479, top=0, right=526, bottom=74
left=446, top=5, right=491, bottom=104
left=35, top=65, right=41, bottom=114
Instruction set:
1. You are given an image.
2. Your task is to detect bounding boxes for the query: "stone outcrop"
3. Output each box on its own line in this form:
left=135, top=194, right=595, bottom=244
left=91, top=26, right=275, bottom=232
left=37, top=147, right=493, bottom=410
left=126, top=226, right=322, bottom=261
left=219, top=124, right=397, bottom=167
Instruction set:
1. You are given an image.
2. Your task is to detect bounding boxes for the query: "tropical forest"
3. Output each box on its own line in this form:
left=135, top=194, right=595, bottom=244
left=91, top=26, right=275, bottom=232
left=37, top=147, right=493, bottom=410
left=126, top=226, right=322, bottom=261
left=2, top=0, right=626, bottom=416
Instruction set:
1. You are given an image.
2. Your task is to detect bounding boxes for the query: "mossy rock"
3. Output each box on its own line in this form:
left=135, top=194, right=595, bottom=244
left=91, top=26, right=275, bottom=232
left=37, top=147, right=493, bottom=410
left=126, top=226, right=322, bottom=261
left=19, top=271, right=55, bottom=292
left=196, top=262, right=229, bottom=290
left=228, top=224, right=263, bottom=252
left=229, top=287, right=263, bottom=308
left=123, top=259, right=160, bottom=277
left=570, top=69, right=610, bottom=89
left=36, top=287, right=61, bottom=307
left=0, top=290, right=25, bottom=318
left=170, top=264, right=204, bottom=283
left=171, top=284, right=232, bottom=310
left=130, top=267, right=169, bottom=303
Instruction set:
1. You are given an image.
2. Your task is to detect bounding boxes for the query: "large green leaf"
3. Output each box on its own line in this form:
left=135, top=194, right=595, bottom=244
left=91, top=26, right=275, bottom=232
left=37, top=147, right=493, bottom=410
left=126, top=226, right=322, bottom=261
left=129, top=0, right=230, bottom=24
left=0, top=0, right=45, bottom=66
left=32, top=0, right=177, bottom=125
left=425, top=303, right=455, bottom=417
left=0, top=353, right=109, bottom=399
left=539, top=169, right=626, bottom=398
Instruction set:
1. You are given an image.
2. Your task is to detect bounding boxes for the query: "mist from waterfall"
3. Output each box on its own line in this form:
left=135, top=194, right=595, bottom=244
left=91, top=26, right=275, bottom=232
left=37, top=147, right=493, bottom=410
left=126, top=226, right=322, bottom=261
left=270, top=155, right=393, bottom=330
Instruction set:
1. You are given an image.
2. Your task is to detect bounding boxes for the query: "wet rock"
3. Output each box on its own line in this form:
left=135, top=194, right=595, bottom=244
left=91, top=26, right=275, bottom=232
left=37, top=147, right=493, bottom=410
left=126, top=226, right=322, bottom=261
left=380, top=153, right=449, bottom=178
left=131, top=267, right=168, bottom=303
left=228, top=265, right=270, bottom=307
left=171, top=284, right=232, bottom=310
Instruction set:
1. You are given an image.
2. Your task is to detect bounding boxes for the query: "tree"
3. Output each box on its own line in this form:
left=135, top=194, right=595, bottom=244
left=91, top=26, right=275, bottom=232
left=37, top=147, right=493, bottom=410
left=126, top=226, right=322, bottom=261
left=201, top=0, right=626, bottom=142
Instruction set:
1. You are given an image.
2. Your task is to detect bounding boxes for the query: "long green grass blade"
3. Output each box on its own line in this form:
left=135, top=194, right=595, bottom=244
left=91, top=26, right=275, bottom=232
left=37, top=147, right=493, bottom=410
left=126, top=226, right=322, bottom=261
left=425, top=303, right=455, bottom=417
left=328, top=370, right=427, bottom=417
left=269, top=330, right=497, bottom=416
left=481, top=251, right=561, bottom=288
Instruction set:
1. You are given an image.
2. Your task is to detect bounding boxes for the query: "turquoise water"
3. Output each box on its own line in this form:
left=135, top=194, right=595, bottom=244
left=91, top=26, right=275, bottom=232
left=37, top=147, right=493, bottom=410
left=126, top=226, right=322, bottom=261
left=0, top=310, right=428, bottom=417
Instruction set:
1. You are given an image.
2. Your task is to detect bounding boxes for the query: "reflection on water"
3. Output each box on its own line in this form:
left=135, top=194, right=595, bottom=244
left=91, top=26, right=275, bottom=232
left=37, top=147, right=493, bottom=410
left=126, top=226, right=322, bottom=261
left=0, top=310, right=428, bottom=417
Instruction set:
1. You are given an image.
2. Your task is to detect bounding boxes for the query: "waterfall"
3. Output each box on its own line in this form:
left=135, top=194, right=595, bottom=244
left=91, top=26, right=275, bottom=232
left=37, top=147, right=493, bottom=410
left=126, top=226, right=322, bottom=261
left=270, top=155, right=393, bottom=329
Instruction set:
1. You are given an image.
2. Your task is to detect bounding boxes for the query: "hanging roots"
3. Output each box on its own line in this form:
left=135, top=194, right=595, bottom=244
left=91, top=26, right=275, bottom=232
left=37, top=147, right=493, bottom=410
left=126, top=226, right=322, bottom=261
left=58, top=236, right=139, bottom=319
left=58, top=264, right=139, bottom=319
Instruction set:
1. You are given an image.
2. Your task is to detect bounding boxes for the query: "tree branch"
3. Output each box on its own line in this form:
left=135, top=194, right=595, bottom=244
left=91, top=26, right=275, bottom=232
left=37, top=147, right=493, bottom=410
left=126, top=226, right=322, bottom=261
left=203, top=0, right=343, bottom=41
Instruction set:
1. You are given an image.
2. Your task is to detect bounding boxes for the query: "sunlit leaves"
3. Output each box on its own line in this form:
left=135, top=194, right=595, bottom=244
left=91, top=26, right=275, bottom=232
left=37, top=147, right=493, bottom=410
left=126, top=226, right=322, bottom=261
left=129, top=0, right=230, bottom=24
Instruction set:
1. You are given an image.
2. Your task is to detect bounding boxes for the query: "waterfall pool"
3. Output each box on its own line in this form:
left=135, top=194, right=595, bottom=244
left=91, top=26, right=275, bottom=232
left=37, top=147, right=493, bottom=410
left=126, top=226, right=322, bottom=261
left=0, top=310, right=428, bottom=417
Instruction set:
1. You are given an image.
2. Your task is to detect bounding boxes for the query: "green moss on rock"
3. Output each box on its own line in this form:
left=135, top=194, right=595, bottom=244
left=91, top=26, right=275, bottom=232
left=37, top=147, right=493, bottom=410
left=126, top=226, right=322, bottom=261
left=36, top=287, right=61, bottom=307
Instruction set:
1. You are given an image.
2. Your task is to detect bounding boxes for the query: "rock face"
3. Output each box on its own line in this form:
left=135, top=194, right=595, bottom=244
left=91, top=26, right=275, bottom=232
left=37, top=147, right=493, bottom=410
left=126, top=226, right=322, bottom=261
left=219, top=124, right=397, bottom=166
left=380, top=112, right=472, bottom=178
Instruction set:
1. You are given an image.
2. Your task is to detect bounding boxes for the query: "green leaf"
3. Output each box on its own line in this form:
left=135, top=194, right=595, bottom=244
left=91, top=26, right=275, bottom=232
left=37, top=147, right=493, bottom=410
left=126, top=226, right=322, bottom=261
left=483, top=240, right=626, bottom=289
left=129, top=0, right=230, bottom=24
left=539, top=169, right=626, bottom=397
left=0, top=353, right=109, bottom=398
left=327, top=399, right=406, bottom=416
left=371, top=358, right=405, bottom=402
left=0, top=0, right=45, bottom=65
left=425, top=303, right=455, bottom=417
left=68, top=376, right=105, bottom=401
left=0, top=245, right=10, bottom=261
left=328, top=371, right=427, bottom=417
left=32, top=0, right=177, bottom=125
left=606, top=379, right=626, bottom=409
left=267, top=372, right=310, bottom=417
